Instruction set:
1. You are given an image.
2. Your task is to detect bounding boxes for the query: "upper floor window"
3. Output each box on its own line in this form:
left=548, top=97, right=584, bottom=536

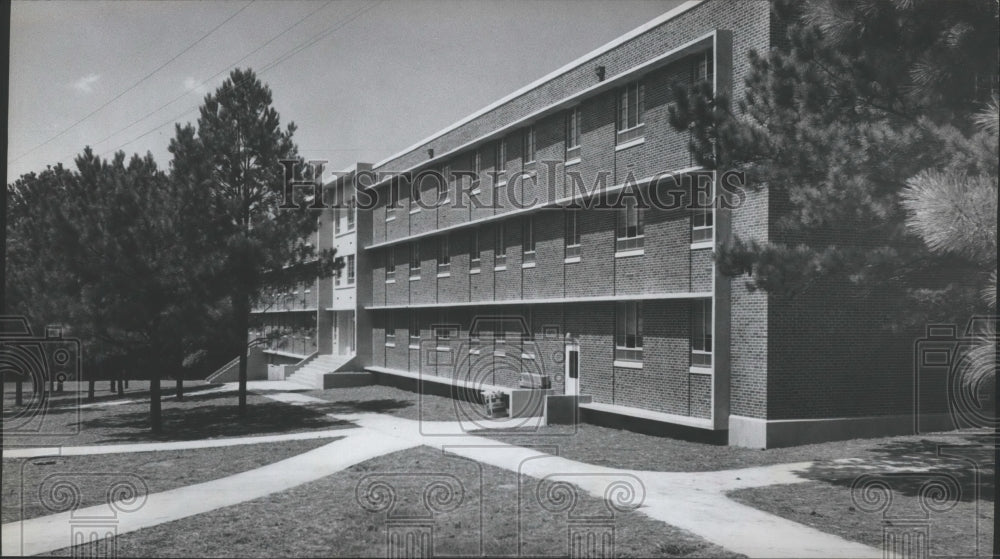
left=438, top=235, right=451, bottom=275
left=438, top=166, right=451, bottom=205
left=522, top=216, right=536, bottom=266
left=692, top=206, right=713, bottom=243
left=495, top=138, right=507, bottom=177
left=565, top=107, right=581, bottom=161
left=473, top=150, right=482, bottom=187
left=616, top=203, right=644, bottom=253
left=617, top=81, right=645, bottom=144
left=386, top=182, right=398, bottom=221
left=470, top=228, right=481, bottom=272
left=494, top=222, right=507, bottom=269
left=385, top=249, right=395, bottom=282
left=693, top=50, right=714, bottom=85
left=615, top=302, right=643, bottom=362
left=565, top=210, right=581, bottom=260
left=346, top=254, right=355, bottom=285
left=691, top=299, right=712, bottom=367
left=346, top=200, right=355, bottom=232
left=410, top=182, right=421, bottom=213
left=334, top=206, right=342, bottom=234
left=409, top=242, right=421, bottom=279
left=523, top=127, right=536, bottom=166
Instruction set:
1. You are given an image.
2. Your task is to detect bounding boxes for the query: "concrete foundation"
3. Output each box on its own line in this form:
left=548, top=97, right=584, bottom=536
left=728, top=413, right=961, bottom=449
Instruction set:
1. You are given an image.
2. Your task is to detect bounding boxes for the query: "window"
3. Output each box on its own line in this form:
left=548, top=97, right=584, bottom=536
left=410, top=182, right=421, bottom=213
left=615, top=302, right=643, bottom=362
left=409, top=313, right=420, bottom=347
left=335, top=261, right=343, bottom=286
left=495, top=138, right=507, bottom=179
left=692, top=206, right=713, bottom=243
left=334, top=206, right=341, bottom=234
left=565, top=107, right=581, bottom=161
left=522, top=216, right=536, bottom=266
left=473, top=150, right=482, bottom=184
left=691, top=299, right=712, bottom=367
left=385, top=313, right=396, bottom=346
left=346, top=255, right=355, bottom=285
left=435, top=312, right=453, bottom=349
left=409, top=243, right=421, bottom=279
left=386, top=182, right=398, bottom=221
left=523, top=127, right=536, bottom=165
left=616, top=203, right=644, bottom=252
left=346, top=200, right=355, bottom=231
left=385, top=249, right=395, bottom=282
left=438, top=166, right=450, bottom=205
left=617, top=81, right=645, bottom=144
left=693, top=50, right=714, bottom=85
left=438, top=236, right=450, bottom=275
left=565, top=211, right=581, bottom=260
left=470, top=228, right=481, bottom=272
left=494, top=223, right=507, bottom=269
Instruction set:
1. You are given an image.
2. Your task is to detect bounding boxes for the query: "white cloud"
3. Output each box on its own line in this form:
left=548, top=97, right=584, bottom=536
left=71, top=73, right=100, bottom=93
left=183, top=77, right=207, bottom=95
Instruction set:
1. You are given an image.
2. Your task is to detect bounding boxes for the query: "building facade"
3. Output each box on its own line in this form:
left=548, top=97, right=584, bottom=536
left=274, top=1, right=956, bottom=447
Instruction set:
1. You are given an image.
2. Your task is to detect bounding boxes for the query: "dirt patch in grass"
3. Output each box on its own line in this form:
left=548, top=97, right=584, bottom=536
left=471, top=423, right=995, bottom=473
left=50, top=446, right=744, bottom=558
left=2, top=437, right=336, bottom=524
left=301, top=385, right=468, bottom=422
left=3, top=390, right=353, bottom=448
left=728, top=479, right=993, bottom=558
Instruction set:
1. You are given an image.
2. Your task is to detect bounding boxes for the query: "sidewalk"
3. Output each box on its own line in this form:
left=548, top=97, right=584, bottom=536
left=1, top=429, right=420, bottom=557
left=3, top=383, right=882, bottom=558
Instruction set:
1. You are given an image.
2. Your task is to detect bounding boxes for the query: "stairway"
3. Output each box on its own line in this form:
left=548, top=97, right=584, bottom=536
left=286, top=353, right=355, bottom=388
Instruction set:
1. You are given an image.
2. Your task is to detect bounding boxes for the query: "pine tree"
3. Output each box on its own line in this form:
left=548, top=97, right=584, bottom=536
left=669, top=0, right=998, bottom=329
left=169, top=68, right=338, bottom=416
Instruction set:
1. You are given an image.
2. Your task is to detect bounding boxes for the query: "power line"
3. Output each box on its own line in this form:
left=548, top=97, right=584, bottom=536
left=99, top=0, right=381, bottom=159
left=89, top=0, right=337, bottom=156
left=11, top=0, right=255, bottom=164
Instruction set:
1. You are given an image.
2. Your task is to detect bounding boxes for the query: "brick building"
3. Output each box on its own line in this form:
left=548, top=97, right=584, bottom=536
left=277, top=1, right=956, bottom=447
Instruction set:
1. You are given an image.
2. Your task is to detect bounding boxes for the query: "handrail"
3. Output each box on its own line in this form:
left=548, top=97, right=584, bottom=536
left=205, top=338, right=269, bottom=383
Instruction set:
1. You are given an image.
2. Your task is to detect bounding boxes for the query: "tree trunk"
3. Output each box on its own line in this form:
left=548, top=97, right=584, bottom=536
left=87, top=379, right=95, bottom=401
left=16, top=380, right=23, bottom=405
left=117, top=377, right=124, bottom=397
left=175, top=378, right=183, bottom=401
left=150, top=375, right=162, bottom=433
left=235, top=291, right=250, bottom=417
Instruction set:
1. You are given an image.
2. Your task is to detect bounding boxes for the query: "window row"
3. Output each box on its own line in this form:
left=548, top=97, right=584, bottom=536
left=383, top=49, right=716, bottom=220
left=380, top=299, right=713, bottom=369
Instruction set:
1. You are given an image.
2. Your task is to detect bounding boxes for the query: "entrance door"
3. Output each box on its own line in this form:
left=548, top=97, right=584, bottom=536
left=564, top=338, right=580, bottom=396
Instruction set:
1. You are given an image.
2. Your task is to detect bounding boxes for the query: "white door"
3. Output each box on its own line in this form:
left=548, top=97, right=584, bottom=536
left=564, top=338, right=580, bottom=396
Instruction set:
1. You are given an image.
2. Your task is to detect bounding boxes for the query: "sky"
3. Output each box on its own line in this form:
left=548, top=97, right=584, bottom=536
left=7, top=0, right=684, bottom=183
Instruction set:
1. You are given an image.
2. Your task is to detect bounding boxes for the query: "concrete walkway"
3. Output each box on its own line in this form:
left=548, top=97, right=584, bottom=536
left=262, top=389, right=879, bottom=557
left=1, top=429, right=420, bottom=557
left=4, top=428, right=358, bottom=459
left=4, top=384, right=881, bottom=558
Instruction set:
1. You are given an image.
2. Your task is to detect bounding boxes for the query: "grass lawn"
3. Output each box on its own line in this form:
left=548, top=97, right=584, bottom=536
left=301, top=384, right=471, bottom=422
left=49, top=445, right=742, bottom=558
left=727, top=441, right=994, bottom=558
left=2, top=389, right=353, bottom=448
left=472, top=422, right=996, bottom=472
left=2, top=438, right=335, bottom=524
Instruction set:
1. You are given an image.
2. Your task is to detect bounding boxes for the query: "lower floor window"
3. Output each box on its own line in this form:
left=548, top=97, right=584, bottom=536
left=615, top=301, right=643, bottom=362
left=691, top=299, right=712, bottom=367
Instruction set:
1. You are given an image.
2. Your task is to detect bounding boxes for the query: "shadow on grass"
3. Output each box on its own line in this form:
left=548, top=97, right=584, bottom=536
left=800, top=435, right=995, bottom=503
left=74, top=398, right=355, bottom=444
left=5, top=384, right=228, bottom=416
